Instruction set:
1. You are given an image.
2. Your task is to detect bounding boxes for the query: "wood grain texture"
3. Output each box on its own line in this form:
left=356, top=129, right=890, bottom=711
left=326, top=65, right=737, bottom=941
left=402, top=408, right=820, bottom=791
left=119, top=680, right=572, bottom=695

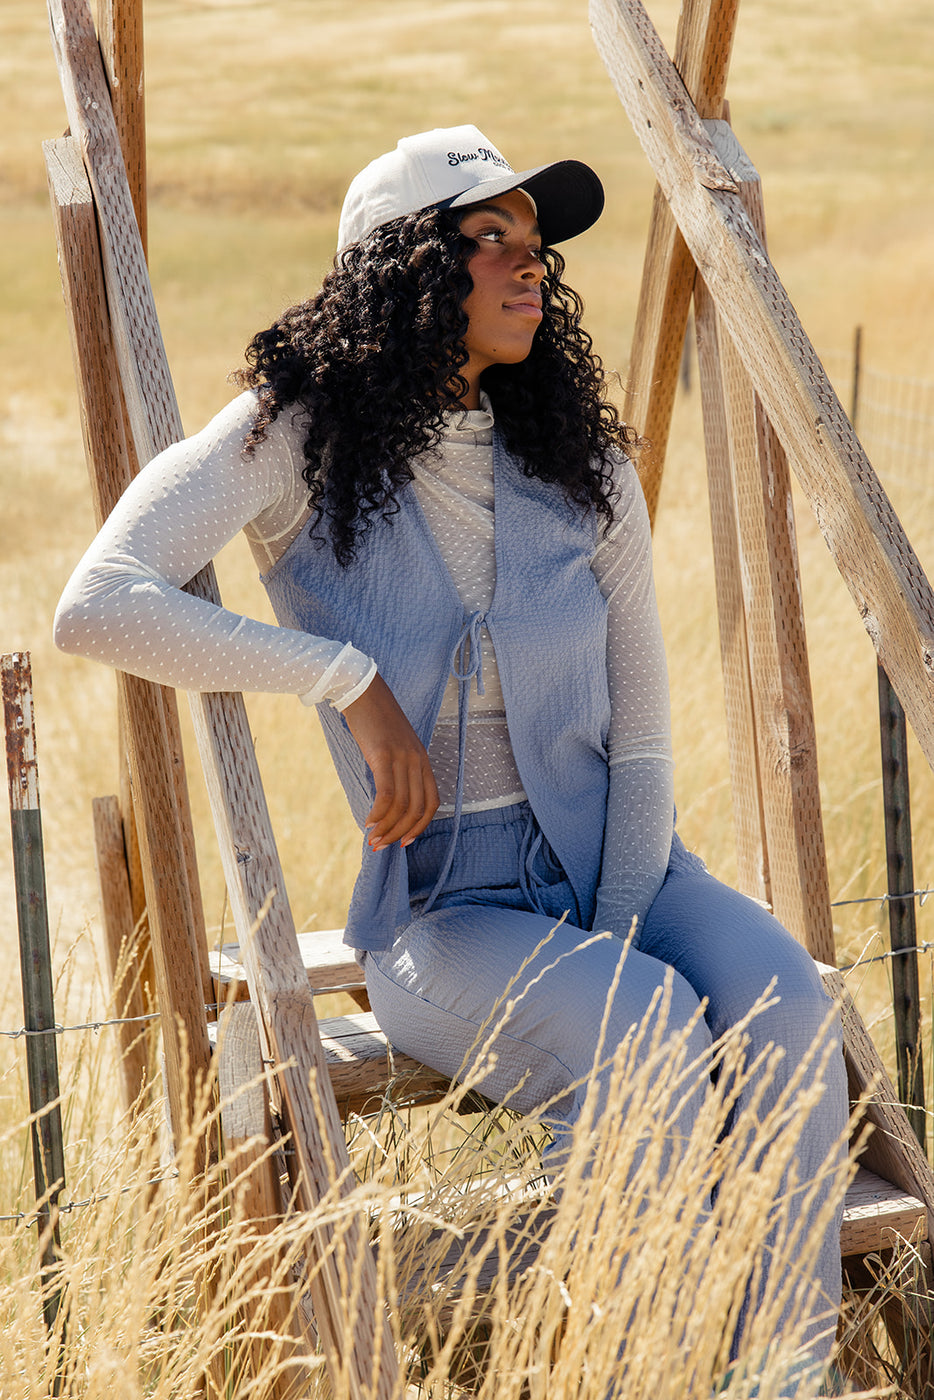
left=46, top=6, right=398, bottom=1386
left=93, top=794, right=152, bottom=1110
left=697, top=122, right=832, bottom=962
left=694, top=274, right=769, bottom=903
left=316, top=1011, right=454, bottom=1116
left=840, top=1166, right=927, bottom=1257
left=211, top=927, right=368, bottom=997
left=591, top=0, right=934, bottom=772
left=621, top=0, right=739, bottom=524
left=96, top=0, right=147, bottom=254
left=821, top=965, right=934, bottom=1241
left=45, top=134, right=212, bottom=1147
left=217, top=1003, right=316, bottom=1400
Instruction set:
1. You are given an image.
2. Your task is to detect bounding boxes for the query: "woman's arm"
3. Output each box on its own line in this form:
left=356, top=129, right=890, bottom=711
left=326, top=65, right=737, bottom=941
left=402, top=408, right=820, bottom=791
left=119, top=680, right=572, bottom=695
left=54, top=392, right=374, bottom=707
left=591, top=456, right=674, bottom=940
left=54, top=390, right=438, bottom=844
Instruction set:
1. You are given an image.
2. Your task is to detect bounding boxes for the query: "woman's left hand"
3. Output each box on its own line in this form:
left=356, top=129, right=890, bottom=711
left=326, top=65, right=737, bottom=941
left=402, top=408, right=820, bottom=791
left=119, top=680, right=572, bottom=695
left=341, top=672, right=440, bottom=850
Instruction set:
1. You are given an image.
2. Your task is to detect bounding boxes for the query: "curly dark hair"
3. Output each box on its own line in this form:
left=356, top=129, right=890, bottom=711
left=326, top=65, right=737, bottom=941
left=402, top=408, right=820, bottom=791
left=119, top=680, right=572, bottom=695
left=236, top=206, right=637, bottom=566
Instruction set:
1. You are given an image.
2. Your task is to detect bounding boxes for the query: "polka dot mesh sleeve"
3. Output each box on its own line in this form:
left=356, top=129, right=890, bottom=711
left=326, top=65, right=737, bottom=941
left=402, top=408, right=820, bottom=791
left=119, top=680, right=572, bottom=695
left=590, top=454, right=674, bottom=942
left=53, top=392, right=376, bottom=709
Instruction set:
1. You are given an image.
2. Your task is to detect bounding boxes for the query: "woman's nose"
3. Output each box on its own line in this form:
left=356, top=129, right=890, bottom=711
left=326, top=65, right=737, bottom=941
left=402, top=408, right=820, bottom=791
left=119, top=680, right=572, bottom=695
left=518, top=250, right=544, bottom=282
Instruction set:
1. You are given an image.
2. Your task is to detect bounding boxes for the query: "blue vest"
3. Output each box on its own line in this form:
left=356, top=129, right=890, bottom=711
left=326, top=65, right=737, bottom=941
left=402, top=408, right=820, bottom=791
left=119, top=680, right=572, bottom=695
left=262, top=433, right=611, bottom=950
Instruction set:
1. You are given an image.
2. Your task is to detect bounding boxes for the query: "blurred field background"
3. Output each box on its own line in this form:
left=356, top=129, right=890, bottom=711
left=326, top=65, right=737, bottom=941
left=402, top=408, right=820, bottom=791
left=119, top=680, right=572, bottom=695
left=2, top=0, right=934, bottom=1206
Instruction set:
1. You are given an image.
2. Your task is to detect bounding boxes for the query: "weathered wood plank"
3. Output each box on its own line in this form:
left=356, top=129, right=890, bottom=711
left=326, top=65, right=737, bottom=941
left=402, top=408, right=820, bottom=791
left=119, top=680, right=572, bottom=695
left=47, top=5, right=398, bottom=1390
left=96, top=0, right=147, bottom=253
left=821, top=965, right=934, bottom=1242
left=624, top=0, right=739, bottom=523
left=694, top=269, right=769, bottom=904
left=45, top=134, right=213, bottom=1144
left=591, top=0, right=934, bottom=775
left=317, top=1011, right=453, bottom=1116
left=841, top=1166, right=928, bottom=1258
left=698, top=122, right=832, bottom=962
left=217, top=1003, right=315, bottom=1400
left=92, top=794, right=153, bottom=1109
left=211, top=927, right=368, bottom=1000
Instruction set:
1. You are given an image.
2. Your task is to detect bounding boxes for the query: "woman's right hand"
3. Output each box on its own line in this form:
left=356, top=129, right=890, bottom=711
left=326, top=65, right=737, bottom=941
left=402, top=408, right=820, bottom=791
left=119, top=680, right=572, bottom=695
left=341, top=672, right=440, bottom=851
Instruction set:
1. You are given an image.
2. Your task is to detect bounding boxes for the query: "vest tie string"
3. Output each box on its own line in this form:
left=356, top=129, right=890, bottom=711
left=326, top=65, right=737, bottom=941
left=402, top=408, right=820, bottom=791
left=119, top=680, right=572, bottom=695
left=420, top=611, right=486, bottom=915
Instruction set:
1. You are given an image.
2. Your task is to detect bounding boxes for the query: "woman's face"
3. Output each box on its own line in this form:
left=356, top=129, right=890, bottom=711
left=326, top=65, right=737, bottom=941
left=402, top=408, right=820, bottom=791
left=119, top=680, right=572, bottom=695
left=456, top=188, right=545, bottom=407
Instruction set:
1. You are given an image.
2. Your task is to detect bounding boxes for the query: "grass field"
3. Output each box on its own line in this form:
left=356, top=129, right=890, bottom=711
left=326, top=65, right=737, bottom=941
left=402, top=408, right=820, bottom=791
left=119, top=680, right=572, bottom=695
left=2, top=0, right=934, bottom=1392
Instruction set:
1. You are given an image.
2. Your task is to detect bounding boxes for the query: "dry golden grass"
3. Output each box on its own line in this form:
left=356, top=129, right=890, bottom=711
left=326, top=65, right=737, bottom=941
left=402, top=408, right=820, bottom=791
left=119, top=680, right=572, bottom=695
left=1, top=959, right=865, bottom=1399
left=2, top=0, right=934, bottom=1391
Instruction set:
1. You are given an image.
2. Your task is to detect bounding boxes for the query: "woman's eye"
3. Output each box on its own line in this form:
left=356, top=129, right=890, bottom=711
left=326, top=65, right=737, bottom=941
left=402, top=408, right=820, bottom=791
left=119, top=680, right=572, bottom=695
left=478, top=228, right=505, bottom=243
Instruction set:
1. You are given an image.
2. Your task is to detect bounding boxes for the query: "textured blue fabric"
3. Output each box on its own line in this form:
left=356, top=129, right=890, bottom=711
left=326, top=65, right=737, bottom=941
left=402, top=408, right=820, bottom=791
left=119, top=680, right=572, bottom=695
left=365, top=803, right=847, bottom=1382
left=262, top=433, right=611, bottom=949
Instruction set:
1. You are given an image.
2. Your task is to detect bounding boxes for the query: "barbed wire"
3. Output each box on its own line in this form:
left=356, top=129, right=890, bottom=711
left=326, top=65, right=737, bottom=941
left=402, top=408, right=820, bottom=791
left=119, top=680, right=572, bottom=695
left=0, top=886, right=932, bottom=1043
left=0, top=1170, right=180, bottom=1228
left=831, top=887, right=934, bottom=909
left=1, top=1010, right=163, bottom=1041
left=837, top=941, right=934, bottom=972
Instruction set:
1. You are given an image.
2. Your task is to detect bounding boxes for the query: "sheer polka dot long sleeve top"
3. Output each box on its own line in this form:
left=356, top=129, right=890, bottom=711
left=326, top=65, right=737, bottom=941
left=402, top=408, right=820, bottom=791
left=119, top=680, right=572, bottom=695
left=54, top=389, right=673, bottom=934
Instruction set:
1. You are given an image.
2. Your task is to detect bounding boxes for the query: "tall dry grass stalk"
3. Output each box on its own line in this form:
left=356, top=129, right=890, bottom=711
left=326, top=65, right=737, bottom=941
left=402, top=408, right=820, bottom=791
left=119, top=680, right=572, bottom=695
left=0, top=941, right=872, bottom=1400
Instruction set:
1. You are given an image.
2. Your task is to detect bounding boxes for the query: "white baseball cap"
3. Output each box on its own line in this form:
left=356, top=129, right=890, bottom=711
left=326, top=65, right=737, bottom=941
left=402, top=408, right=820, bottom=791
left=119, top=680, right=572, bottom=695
left=337, top=124, right=604, bottom=252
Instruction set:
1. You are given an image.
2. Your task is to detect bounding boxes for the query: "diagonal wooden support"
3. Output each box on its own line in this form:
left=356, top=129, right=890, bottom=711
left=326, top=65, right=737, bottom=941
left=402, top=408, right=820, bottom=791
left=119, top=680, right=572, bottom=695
left=591, top=0, right=934, bottom=778
left=47, top=2, right=398, bottom=1393
left=593, top=0, right=934, bottom=1275
left=693, top=122, right=833, bottom=963
left=821, top=966, right=934, bottom=1242
left=45, top=135, right=212, bottom=1145
left=624, top=0, right=739, bottom=525
left=693, top=262, right=768, bottom=905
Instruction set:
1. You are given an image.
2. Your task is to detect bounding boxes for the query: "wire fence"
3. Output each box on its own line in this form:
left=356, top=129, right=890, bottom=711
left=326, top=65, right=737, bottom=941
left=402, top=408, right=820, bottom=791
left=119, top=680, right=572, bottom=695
left=4, top=346, right=934, bottom=1228
left=821, top=346, right=934, bottom=492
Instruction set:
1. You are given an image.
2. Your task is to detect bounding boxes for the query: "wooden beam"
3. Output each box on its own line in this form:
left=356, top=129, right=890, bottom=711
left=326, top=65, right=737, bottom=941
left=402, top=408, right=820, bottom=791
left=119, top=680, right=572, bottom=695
left=696, top=123, right=833, bottom=963
left=45, top=135, right=212, bottom=1146
left=96, top=0, right=146, bottom=254
left=821, top=966, right=934, bottom=1242
left=694, top=271, right=769, bottom=905
left=93, top=794, right=153, bottom=1110
left=591, top=0, right=934, bottom=776
left=624, top=0, right=739, bottom=524
left=217, top=1003, right=315, bottom=1400
left=47, top=4, right=398, bottom=1392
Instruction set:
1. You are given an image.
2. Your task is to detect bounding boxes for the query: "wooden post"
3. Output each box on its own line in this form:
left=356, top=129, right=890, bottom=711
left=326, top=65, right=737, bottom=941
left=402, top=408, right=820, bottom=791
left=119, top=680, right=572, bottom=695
left=694, top=273, right=770, bottom=904
left=849, top=332, right=926, bottom=1152
left=625, top=0, right=740, bottom=524
left=590, top=0, right=934, bottom=778
left=3, top=654, right=69, bottom=1376
left=47, top=3, right=399, bottom=1391
left=96, top=0, right=147, bottom=253
left=44, top=135, right=214, bottom=1150
left=877, top=667, right=927, bottom=1151
left=217, top=1003, right=316, bottom=1399
left=695, top=122, right=833, bottom=962
left=93, top=794, right=153, bottom=1110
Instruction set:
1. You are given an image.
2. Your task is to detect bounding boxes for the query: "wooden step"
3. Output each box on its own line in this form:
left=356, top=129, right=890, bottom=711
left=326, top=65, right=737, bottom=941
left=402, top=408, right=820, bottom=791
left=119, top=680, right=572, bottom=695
left=210, top=926, right=365, bottom=999
left=317, top=1010, right=453, bottom=1116
left=840, top=1164, right=928, bottom=1257
left=210, top=1006, right=453, bottom=1117
left=211, top=937, right=931, bottom=1259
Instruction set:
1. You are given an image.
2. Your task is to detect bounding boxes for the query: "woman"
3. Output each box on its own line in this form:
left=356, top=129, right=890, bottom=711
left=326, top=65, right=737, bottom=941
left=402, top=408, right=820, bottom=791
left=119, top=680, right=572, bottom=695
left=55, top=125, right=847, bottom=1386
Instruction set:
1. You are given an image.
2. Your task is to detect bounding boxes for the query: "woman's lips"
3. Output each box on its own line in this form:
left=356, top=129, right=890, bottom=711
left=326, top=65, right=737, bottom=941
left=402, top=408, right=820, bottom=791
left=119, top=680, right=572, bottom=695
left=505, top=299, right=543, bottom=320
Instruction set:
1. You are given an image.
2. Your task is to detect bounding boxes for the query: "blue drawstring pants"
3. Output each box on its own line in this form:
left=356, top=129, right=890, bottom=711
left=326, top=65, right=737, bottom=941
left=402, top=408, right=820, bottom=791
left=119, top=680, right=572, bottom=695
left=363, top=802, right=848, bottom=1384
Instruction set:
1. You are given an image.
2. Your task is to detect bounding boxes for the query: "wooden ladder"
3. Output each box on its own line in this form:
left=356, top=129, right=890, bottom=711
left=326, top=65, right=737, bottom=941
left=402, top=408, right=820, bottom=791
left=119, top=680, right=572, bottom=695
left=45, top=0, right=934, bottom=1392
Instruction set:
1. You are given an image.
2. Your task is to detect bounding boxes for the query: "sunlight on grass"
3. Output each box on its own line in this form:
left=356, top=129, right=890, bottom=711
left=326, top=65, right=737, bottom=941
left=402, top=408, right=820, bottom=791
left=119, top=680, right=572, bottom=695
left=2, top=0, right=934, bottom=1390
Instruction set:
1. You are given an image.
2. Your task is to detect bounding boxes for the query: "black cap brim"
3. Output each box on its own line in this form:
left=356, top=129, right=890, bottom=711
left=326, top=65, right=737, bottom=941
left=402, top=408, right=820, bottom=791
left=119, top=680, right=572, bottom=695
left=442, top=158, right=605, bottom=246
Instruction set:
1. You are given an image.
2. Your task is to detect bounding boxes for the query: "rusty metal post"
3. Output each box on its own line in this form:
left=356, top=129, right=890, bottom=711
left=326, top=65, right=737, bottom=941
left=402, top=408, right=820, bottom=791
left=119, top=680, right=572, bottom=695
left=2, top=653, right=69, bottom=1383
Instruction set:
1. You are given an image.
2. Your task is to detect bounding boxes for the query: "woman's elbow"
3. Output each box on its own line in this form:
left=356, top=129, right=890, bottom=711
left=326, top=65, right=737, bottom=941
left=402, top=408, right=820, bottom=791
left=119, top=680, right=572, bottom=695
left=53, top=593, right=89, bottom=658
left=52, top=577, right=109, bottom=661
